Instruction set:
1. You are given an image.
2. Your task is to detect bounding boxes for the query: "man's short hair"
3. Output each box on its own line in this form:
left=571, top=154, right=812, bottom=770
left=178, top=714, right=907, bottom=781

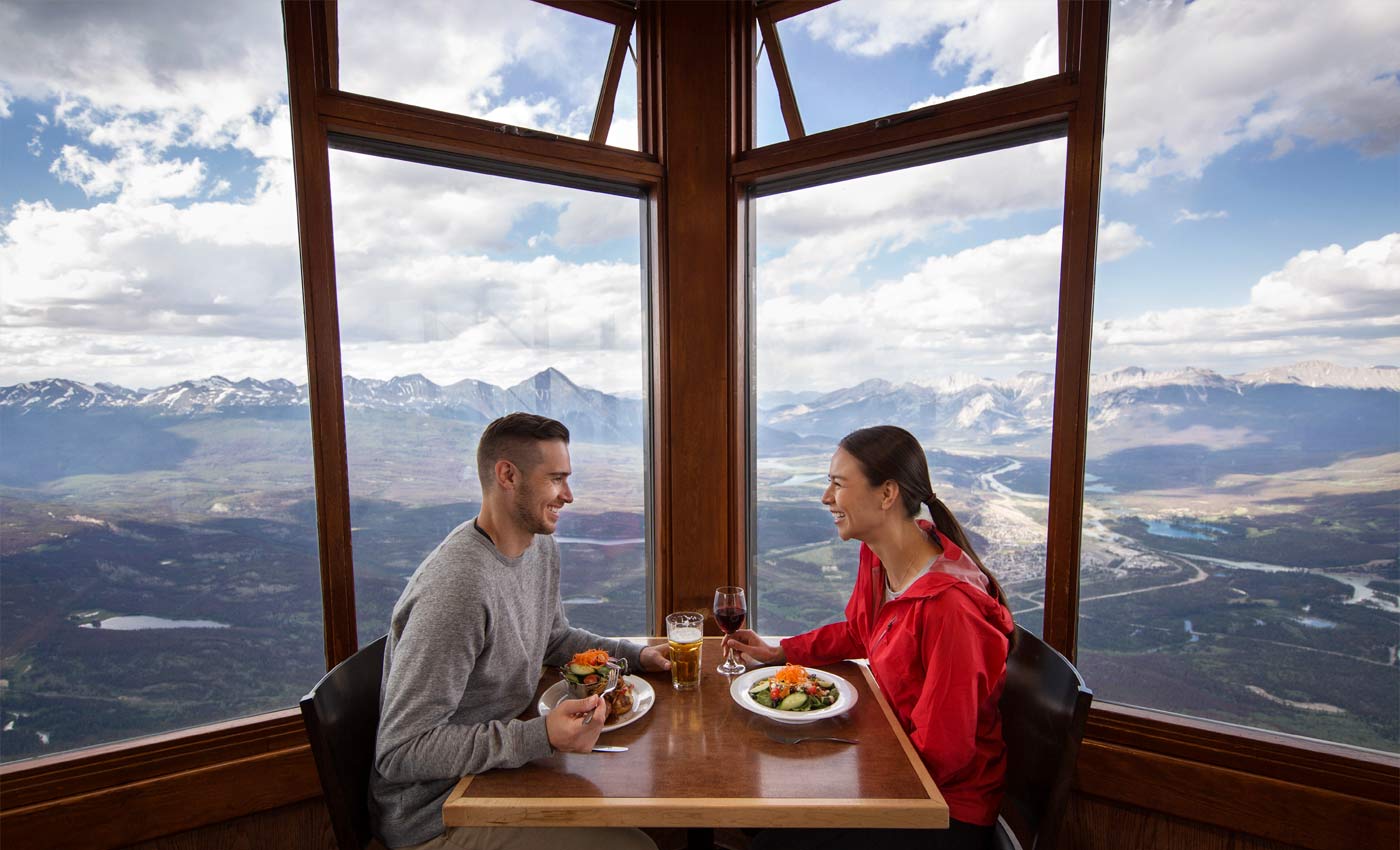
left=476, top=412, right=570, bottom=487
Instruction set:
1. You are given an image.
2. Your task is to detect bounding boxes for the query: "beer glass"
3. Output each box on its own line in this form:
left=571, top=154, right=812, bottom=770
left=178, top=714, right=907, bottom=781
left=665, top=612, right=704, bottom=691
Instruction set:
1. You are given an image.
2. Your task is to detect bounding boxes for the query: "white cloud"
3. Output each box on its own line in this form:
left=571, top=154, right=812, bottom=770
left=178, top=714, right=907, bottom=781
left=50, top=144, right=208, bottom=203
left=794, top=0, right=1057, bottom=87
left=757, top=222, right=1146, bottom=390
left=756, top=139, right=1068, bottom=291
left=1173, top=208, right=1228, bottom=224
left=554, top=192, right=640, bottom=248
left=1092, top=233, right=1400, bottom=372
left=1101, top=0, right=1400, bottom=193
left=336, top=0, right=613, bottom=140
left=895, top=1, right=1400, bottom=195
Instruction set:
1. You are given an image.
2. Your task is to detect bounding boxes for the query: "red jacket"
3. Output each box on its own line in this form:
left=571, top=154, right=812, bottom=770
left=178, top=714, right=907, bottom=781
left=781, top=525, right=1014, bottom=826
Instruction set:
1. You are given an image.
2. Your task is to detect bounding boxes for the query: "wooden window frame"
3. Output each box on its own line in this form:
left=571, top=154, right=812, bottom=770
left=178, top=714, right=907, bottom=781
left=1, top=4, right=1394, bottom=850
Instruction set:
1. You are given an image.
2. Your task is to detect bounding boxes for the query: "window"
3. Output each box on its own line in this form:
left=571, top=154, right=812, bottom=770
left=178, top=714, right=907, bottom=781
left=326, top=149, right=651, bottom=643
left=338, top=0, right=639, bottom=149
left=755, top=0, right=1058, bottom=145
left=750, top=139, right=1069, bottom=635
left=1076, top=0, right=1400, bottom=753
left=0, top=0, right=321, bottom=762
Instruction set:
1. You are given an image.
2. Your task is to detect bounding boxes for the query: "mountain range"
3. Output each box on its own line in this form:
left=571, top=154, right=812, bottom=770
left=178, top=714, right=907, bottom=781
left=2, top=360, right=1397, bottom=454
left=0, top=368, right=642, bottom=443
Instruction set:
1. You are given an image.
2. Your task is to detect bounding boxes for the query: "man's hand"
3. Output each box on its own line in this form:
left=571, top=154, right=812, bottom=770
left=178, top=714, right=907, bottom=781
left=545, top=695, right=607, bottom=753
left=638, top=642, right=671, bottom=672
left=722, top=628, right=785, bottom=667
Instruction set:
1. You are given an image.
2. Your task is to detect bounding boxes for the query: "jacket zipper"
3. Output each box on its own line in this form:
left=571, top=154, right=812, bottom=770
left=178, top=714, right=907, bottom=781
left=870, top=614, right=898, bottom=654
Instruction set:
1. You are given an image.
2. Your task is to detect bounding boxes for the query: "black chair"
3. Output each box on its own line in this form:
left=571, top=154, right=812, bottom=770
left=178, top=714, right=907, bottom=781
left=992, top=625, right=1093, bottom=850
left=301, top=635, right=388, bottom=850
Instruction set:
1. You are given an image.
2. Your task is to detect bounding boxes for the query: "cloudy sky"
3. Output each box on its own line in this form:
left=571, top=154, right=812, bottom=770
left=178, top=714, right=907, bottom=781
left=1, top=0, right=1397, bottom=394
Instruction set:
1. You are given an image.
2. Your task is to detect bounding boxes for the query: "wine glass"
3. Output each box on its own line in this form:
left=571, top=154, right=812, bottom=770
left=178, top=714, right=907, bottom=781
left=713, top=586, right=748, bottom=675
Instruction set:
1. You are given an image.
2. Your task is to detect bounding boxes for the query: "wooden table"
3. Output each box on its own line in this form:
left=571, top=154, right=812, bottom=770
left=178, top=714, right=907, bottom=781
left=443, top=638, right=947, bottom=830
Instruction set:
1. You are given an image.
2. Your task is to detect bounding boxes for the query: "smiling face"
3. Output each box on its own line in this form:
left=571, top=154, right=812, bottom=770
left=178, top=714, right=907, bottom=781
left=821, top=447, right=891, bottom=542
left=510, top=439, right=573, bottom=535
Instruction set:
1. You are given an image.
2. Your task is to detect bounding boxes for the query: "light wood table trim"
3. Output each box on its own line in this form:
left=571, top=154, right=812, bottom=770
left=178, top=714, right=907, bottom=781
left=443, top=639, right=948, bottom=830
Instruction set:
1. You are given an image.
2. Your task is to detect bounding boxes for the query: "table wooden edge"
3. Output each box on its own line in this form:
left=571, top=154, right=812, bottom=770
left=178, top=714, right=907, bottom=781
left=444, top=776, right=948, bottom=828
left=442, top=655, right=950, bottom=830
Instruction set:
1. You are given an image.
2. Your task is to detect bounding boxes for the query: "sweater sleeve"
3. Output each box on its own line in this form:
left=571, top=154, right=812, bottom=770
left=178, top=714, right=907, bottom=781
left=905, top=593, right=1001, bottom=788
left=374, top=585, right=552, bottom=783
left=544, top=595, right=646, bottom=671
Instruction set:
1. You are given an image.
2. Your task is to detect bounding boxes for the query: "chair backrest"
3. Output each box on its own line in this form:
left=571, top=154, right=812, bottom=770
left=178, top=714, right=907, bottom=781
left=300, top=635, right=388, bottom=850
left=996, top=624, right=1093, bottom=850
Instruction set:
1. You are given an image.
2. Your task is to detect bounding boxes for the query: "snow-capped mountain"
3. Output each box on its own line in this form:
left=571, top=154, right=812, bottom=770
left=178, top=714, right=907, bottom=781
left=758, top=362, right=1398, bottom=449
left=0, top=370, right=644, bottom=442
left=1239, top=360, right=1400, bottom=391
left=3, top=361, right=1394, bottom=452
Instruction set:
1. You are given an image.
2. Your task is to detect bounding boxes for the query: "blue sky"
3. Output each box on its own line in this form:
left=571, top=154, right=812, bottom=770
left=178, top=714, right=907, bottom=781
left=1, top=0, right=1397, bottom=393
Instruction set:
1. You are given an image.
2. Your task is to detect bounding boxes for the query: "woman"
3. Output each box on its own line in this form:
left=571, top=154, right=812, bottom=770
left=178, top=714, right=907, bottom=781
left=725, top=425, right=1013, bottom=850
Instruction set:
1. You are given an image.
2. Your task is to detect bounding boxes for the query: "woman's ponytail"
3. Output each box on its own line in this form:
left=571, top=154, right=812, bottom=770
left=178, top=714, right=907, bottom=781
left=925, top=494, right=1008, bottom=609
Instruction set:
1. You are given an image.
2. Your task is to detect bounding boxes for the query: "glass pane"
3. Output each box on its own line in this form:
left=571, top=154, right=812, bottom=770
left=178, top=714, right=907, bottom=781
left=0, top=1, right=322, bottom=763
left=752, top=139, right=1068, bottom=634
left=339, top=0, right=620, bottom=143
left=759, top=0, right=1058, bottom=142
left=755, top=32, right=785, bottom=148
left=1078, top=0, right=1400, bottom=753
left=326, top=151, right=649, bottom=645
left=605, top=32, right=639, bottom=151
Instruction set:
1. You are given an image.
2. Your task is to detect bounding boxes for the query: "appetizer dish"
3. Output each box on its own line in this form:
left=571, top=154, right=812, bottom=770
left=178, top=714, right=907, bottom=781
left=561, top=648, right=633, bottom=723
left=747, top=663, right=839, bottom=711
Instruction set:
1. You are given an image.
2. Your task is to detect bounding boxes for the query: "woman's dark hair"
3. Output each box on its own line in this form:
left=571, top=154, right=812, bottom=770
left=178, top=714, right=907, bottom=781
left=838, top=425, right=1008, bottom=607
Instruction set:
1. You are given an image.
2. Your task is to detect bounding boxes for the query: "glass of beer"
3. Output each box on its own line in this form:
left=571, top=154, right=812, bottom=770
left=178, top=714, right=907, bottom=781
left=666, top=612, right=704, bottom=691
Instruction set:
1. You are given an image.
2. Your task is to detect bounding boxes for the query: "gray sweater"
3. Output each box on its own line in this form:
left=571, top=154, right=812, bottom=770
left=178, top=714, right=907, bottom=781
left=369, top=521, right=644, bottom=848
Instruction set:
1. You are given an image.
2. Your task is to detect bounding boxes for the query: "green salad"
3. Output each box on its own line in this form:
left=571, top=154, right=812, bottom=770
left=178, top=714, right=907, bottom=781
left=748, top=664, right=838, bottom=711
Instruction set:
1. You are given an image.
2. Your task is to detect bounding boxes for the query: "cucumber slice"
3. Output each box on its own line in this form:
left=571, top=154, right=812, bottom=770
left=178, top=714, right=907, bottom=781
left=748, top=680, right=773, bottom=695
left=567, top=663, right=595, bottom=676
left=777, top=692, right=808, bottom=711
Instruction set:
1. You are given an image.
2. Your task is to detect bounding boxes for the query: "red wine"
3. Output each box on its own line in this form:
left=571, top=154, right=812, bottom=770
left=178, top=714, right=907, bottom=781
left=714, top=606, right=746, bottom=634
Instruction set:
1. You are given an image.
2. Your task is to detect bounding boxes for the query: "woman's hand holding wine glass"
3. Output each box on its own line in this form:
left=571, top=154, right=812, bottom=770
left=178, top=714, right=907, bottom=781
left=720, top=629, right=785, bottom=668
left=713, top=586, right=749, bottom=675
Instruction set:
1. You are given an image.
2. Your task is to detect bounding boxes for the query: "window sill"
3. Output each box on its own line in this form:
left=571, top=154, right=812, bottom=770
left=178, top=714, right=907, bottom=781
left=0, top=710, right=321, bottom=850
left=1077, top=702, right=1399, bottom=850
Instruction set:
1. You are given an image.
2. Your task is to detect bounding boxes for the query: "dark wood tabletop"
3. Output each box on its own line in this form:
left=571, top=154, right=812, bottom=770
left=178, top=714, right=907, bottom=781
left=442, top=638, right=948, bottom=828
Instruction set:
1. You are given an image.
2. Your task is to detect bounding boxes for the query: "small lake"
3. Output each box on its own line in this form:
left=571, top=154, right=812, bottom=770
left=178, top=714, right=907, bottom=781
left=1146, top=520, right=1224, bottom=540
left=1296, top=616, right=1337, bottom=629
left=80, top=616, right=230, bottom=631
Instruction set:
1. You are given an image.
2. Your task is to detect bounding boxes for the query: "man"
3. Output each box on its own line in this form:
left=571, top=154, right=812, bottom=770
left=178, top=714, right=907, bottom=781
left=370, top=412, right=668, bottom=850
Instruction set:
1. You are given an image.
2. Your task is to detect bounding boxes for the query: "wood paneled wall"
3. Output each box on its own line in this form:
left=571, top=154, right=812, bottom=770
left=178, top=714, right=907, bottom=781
left=122, top=799, right=335, bottom=850
left=125, top=793, right=1322, bottom=850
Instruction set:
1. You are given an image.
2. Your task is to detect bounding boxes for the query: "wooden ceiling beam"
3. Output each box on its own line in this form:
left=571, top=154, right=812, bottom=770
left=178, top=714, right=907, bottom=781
left=531, top=0, right=636, bottom=28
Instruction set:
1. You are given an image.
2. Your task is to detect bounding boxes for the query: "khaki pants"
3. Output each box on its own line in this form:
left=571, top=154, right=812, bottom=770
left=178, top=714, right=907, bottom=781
left=402, top=826, right=656, bottom=850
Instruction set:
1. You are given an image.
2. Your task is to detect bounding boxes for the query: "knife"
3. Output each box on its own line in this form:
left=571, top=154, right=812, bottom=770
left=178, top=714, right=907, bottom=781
left=591, top=745, right=628, bottom=752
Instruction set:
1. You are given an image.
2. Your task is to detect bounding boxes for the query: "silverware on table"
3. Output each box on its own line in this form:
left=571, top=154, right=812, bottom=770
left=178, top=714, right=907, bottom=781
left=578, top=667, right=618, bottom=726
left=590, top=745, right=628, bottom=753
left=765, top=731, right=859, bottom=745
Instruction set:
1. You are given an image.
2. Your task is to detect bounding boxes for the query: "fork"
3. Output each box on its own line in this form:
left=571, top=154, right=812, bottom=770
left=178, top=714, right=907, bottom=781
left=766, top=731, right=858, bottom=745
left=581, top=668, right=618, bottom=726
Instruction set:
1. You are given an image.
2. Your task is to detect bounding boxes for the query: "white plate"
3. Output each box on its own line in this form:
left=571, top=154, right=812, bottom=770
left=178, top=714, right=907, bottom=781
left=538, top=675, right=655, bottom=733
left=729, top=666, right=858, bottom=724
